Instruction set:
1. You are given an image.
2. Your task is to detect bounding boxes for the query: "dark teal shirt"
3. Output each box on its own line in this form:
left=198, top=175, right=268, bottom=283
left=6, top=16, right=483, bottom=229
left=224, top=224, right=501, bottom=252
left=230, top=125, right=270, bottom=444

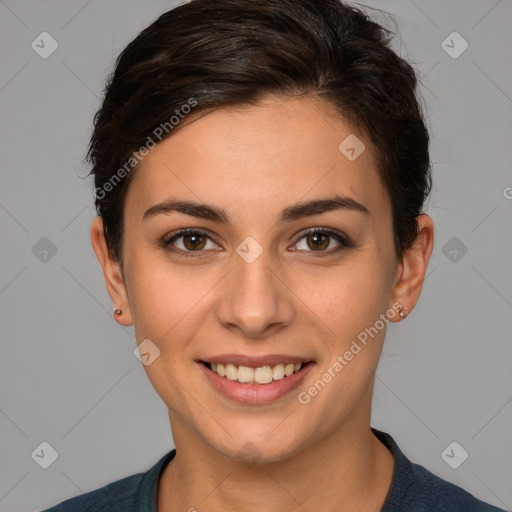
left=41, top=429, right=507, bottom=511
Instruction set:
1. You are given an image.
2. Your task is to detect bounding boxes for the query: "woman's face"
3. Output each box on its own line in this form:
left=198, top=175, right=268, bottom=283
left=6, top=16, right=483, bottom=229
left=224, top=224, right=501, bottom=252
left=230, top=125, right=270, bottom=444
left=95, top=95, right=422, bottom=463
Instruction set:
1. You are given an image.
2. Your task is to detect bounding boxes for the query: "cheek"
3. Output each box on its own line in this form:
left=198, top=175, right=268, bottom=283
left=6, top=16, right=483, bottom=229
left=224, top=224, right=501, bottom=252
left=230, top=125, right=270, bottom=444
left=301, top=254, right=390, bottom=324
left=296, top=255, right=393, bottom=385
left=126, top=254, right=219, bottom=346
left=126, top=261, right=218, bottom=411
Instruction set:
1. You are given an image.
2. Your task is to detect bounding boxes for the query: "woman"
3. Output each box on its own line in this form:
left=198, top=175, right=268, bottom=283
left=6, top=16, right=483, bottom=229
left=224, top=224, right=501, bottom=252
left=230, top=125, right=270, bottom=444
left=42, top=0, right=506, bottom=510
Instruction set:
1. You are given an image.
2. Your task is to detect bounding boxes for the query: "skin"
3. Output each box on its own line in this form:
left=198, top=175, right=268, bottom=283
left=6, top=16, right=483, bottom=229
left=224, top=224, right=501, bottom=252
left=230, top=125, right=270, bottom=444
left=91, top=95, right=434, bottom=511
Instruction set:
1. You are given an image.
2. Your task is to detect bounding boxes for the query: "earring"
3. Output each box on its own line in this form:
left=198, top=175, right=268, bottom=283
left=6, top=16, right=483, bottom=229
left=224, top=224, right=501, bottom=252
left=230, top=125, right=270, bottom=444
left=399, top=306, right=408, bottom=319
left=114, top=309, right=122, bottom=316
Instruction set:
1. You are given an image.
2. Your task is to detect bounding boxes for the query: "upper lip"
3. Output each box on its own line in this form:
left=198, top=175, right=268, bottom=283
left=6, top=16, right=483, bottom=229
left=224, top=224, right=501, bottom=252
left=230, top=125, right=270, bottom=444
left=198, top=354, right=314, bottom=367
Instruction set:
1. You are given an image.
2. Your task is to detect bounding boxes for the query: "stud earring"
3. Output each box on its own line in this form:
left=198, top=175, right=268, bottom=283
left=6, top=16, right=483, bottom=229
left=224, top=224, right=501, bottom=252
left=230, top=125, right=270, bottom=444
left=114, top=309, right=122, bottom=316
left=399, top=306, right=408, bottom=319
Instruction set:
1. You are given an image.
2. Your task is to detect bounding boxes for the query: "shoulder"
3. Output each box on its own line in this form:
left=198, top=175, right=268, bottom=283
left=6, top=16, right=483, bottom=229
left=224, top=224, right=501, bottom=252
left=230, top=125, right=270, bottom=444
left=39, top=449, right=176, bottom=512
left=406, top=459, right=506, bottom=512
left=373, top=429, right=507, bottom=512
left=38, top=472, right=144, bottom=511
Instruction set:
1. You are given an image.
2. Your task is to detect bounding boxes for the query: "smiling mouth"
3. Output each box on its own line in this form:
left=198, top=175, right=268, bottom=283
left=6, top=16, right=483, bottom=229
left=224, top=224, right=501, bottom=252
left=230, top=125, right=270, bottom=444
left=200, top=360, right=314, bottom=385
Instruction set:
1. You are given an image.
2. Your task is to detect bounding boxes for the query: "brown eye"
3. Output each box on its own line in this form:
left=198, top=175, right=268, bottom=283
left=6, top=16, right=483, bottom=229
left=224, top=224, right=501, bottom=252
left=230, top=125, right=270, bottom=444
left=165, top=229, right=218, bottom=256
left=306, top=232, right=330, bottom=251
left=293, top=228, right=351, bottom=254
left=182, top=232, right=207, bottom=251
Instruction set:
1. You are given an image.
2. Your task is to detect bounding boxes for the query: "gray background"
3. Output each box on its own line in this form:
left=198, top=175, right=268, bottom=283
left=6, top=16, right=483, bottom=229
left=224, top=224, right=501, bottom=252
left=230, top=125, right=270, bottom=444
left=1, top=1, right=511, bottom=510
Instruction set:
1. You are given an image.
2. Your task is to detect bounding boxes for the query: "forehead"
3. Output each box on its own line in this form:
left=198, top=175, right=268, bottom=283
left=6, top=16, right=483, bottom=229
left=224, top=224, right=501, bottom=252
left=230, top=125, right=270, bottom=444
left=125, top=96, right=389, bottom=220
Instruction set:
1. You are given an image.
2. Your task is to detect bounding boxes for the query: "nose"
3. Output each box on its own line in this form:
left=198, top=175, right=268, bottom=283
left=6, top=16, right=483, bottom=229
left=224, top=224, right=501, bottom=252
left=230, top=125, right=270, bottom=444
left=215, top=247, right=295, bottom=339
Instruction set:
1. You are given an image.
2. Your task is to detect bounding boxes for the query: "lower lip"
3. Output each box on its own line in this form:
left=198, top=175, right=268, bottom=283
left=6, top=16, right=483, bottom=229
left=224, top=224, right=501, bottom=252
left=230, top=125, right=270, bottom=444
left=197, top=362, right=315, bottom=405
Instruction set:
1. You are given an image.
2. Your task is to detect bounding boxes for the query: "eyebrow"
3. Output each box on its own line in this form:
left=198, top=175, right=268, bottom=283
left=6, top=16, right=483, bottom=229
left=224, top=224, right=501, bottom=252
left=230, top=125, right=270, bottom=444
left=142, top=194, right=370, bottom=223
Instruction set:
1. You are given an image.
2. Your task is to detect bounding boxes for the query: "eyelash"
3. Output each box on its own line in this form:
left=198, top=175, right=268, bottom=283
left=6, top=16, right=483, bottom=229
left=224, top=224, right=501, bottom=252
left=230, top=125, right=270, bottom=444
left=163, top=227, right=353, bottom=258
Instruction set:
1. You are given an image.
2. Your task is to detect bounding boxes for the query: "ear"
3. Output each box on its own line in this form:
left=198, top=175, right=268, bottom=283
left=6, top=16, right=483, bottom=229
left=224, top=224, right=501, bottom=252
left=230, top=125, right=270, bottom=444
left=388, top=214, right=434, bottom=322
left=90, top=216, right=133, bottom=326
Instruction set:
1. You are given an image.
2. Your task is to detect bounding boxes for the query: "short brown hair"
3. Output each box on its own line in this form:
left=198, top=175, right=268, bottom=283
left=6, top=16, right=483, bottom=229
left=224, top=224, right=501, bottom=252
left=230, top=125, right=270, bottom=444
left=87, top=0, right=432, bottom=263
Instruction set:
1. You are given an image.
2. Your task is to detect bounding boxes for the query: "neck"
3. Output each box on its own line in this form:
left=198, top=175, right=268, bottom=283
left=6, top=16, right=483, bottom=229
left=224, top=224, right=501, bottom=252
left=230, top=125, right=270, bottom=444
left=157, top=412, right=394, bottom=512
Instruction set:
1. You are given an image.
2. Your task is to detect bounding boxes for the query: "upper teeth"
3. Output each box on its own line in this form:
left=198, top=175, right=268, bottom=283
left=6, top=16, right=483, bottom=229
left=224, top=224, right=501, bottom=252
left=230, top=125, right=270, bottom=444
left=210, top=362, right=303, bottom=384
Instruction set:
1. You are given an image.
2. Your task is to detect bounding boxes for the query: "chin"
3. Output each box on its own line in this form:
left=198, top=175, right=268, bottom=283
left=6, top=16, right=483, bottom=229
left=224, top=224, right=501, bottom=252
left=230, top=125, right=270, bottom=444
left=209, top=429, right=306, bottom=466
